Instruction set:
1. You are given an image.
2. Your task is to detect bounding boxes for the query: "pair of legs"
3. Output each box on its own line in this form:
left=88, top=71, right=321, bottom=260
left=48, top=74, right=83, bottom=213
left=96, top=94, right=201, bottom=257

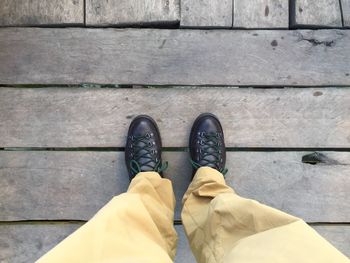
left=37, top=114, right=348, bottom=263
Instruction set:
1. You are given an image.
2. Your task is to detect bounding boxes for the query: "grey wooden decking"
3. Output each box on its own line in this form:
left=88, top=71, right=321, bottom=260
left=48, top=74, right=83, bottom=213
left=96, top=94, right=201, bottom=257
left=0, top=1, right=349, bottom=262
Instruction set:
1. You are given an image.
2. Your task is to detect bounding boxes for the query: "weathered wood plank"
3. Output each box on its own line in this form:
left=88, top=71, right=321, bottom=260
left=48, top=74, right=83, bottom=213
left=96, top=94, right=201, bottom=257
left=175, top=225, right=197, bottom=263
left=233, top=0, right=288, bottom=28
left=1, top=28, right=350, bottom=85
left=0, top=151, right=129, bottom=221
left=1, top=87, right=349, bottom=148
left=0, top=223, right=348, bottom=262
left=342, top=0, right=350, bottom=27
left=180, top=0, right=232, bottom=27
left=86, top=0, right=179, bottom=26
left=312, top=224, right=350, bottom=257
left=175, top=225, right=196, bottom=263
left=0, top=223, right=82, bottom=263
left=0, top=151, right=349, bottom=222
left=292, top=0, right=342, bottom=27
left=0, top=0, right=83, bottom=26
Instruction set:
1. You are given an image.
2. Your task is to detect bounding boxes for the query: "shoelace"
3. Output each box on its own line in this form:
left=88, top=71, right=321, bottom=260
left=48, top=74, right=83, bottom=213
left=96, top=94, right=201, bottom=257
left=129, top=133, right=168, bottom=175
left=190, top=132, right=228, bottom=176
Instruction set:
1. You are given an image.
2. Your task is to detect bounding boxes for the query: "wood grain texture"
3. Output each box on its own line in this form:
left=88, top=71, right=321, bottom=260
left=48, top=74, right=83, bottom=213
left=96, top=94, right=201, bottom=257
left=0, top=0, right=83, bottom=26
left=0, top=151, right=349, bottom=222
left=86, top=0, right=179, bottom=26
left=0, top=151, right=129, bottom=221
left=1, top=28, right=350, bottom=85
left=233, top=0, right=288, bottom=28
left=312, top=224, right=350, bottom=257
left=0, top=223, right=82, bottom=263
left=0, top=223, right=348, bottom=262
left=180, top=0, right=232, bottom=27
left=0, top=87, right=349, bottom=148
left=342, top=0, right=350, bottom=27
left=292, top=0, right=342, bottom=27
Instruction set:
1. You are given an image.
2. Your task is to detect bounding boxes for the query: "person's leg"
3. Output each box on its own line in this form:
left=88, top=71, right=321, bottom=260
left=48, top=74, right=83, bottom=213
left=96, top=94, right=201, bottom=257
left=37, top=116, right=177, bottom=263
left=182, top=113, right=349, bottom=263
left=182, top=167, right=348, bottom=263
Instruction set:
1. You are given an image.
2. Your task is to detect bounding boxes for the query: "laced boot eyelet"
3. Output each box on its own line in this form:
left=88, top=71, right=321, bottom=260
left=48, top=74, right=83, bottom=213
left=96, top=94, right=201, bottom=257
left=145, top=133, right=151, bottom=139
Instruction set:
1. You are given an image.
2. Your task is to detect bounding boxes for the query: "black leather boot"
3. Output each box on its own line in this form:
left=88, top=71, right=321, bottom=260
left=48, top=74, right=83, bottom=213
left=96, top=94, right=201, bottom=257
left=189, top=113, right=227, bottom=176
left=125, top=115, right=167, bottom=181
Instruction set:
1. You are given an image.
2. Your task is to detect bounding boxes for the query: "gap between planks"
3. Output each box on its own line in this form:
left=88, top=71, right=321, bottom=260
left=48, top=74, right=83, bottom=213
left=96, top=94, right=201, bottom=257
left=2, top=147, right=350, bottom=152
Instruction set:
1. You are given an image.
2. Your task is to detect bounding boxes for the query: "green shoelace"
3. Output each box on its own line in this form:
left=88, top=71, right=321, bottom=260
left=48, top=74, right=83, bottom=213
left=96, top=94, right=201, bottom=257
left=190, top=132, right=228, bottom=176
left=129, top=133, right=168, bottom=176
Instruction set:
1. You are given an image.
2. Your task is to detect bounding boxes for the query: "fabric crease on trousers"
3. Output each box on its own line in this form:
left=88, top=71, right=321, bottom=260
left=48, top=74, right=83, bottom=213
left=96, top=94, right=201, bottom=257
left=37, top=167, right=349, bottom=263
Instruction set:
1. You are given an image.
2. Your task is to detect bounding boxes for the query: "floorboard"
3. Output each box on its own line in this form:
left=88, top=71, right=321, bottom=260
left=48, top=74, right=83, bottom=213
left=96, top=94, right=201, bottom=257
left=0, top=0, right=83, bottom=26
left=1, top=29, right=350, bottom=85
left=180, top=0, right=232, bottom=27
left=0, top=151, right=349, bottom=222
left=86, top=0, right=179, bottom=26
left=291, top=0, right=342, bottom=27
left=233, top=0, right=288, bottom=28
left=0, top=87, right=349, bottom=148
left=342, top=0, right=350, bottom=27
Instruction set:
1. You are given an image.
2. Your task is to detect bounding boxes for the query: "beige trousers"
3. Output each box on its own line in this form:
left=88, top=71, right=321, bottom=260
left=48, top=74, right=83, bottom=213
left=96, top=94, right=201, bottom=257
left=37, top=167, right=349, bottom=263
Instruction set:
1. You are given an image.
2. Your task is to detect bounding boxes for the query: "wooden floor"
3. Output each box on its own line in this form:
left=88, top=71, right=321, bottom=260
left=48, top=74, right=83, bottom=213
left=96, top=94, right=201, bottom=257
left=0, top=1, right=349, bottom=262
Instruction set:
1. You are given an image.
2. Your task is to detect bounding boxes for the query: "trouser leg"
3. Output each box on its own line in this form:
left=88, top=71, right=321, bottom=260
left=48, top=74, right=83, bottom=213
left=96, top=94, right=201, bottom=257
left=37, top=172, right=177, bottom=263
left=182, top=167, right=349, bottom=263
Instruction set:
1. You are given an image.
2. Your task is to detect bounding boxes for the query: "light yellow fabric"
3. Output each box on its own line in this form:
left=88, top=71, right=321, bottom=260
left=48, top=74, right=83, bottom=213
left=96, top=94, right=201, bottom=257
left=37, top=167, right=349, bottom=263
left=37, top=172, right=177, bottom=263
left=182, top=167, right=349, bottom=263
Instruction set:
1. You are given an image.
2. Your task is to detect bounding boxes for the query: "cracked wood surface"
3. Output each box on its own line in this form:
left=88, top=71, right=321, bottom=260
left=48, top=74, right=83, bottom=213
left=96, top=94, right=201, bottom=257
left=292, top=0, right=342, bottom=27
left=86, top=0, right=179, bottom=26
left=180, top=0, right=232, bottom=27
left=233, top=0, right=288, bottom=28
left=0, top=87, right=349, bottom=148
left=0, top=151, right=349, bottom=222
left=0, top=0, right=83, bottom=26
left=0, top=29, right=350, bottom=85
left=1, top=223, right=348, bottom=262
